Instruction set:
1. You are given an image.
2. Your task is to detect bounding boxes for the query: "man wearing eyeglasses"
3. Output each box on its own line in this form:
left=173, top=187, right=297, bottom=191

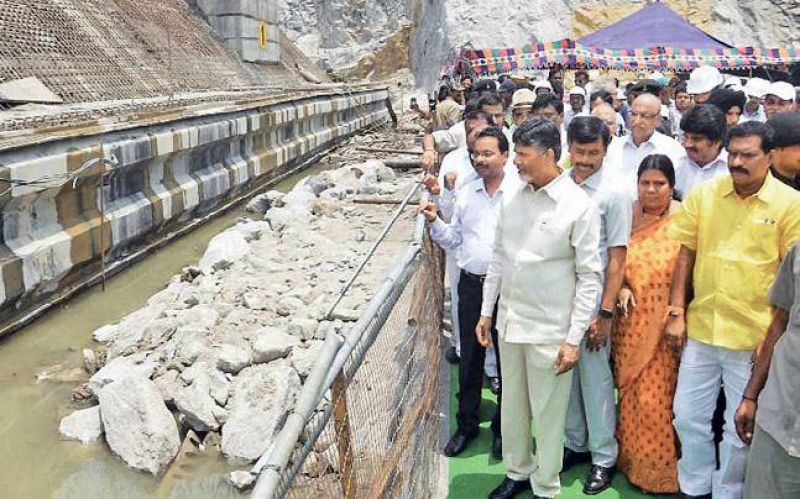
left=604, top=93, right=684, bottom=197
left=421, top=126, right=522, bottom=460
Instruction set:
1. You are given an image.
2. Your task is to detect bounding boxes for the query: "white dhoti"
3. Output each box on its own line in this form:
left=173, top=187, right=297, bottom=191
left=500, top=335, right=573, bottom=498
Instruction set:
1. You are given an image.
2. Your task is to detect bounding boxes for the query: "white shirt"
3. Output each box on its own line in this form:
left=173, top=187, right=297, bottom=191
left=437, top=147, right=477, bottom=221
left=432, top=121, right=466, bottom=154
left=565, top=108, right=588, bottom=129
left=605, top=131, right=684, bottom=197
left=674, top=149, right=729, bottom=198
left=429, top=174, right=522, bottom=275
left=481, top=173, right=602, bottom=362
left=740, top=105, right=767, bottom=123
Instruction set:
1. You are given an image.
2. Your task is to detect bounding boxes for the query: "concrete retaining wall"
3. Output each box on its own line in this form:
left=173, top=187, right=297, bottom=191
left=196, top=0, right=282, bottom=63
left=0, top=88, right=389, bottom=326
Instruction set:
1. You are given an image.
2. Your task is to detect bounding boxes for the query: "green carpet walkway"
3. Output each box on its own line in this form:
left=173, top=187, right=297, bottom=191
left=446, top=365, right=679, bottom=499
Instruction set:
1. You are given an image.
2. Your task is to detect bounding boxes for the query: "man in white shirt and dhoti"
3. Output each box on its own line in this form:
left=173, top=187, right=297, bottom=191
left=478, top=117, right=603, bottom=499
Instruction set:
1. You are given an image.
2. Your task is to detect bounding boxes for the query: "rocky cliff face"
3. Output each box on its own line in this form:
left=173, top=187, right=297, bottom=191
left=277, top=0, right=799, bottom=86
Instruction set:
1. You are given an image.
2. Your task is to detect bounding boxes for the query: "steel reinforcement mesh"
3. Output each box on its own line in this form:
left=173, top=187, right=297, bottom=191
left=0, top=0, right=261, bottom=106
left=278, top=233, right=444, bottom=499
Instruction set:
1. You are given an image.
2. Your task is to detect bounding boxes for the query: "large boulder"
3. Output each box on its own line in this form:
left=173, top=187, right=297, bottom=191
left=290, top=341, right=325, bottom=380
left=98, top=377, right=180, bottom=475
left=199, top=230, right=250, bottom=273
left=221, top=360, right=300, bottom=462
left=89, top=354, right=156, bottom=395
left=174, top=372, right=220, bottom=432
left=59, top=406, right=104, bottom=444
left=216, top=343, right=252, bottom=374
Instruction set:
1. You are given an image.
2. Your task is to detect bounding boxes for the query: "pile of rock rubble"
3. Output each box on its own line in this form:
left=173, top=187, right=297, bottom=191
left=58, top=160, right=417, bottom=485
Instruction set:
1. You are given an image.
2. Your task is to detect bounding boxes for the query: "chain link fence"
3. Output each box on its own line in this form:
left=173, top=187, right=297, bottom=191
left=252, top=218, right=445, bottom=499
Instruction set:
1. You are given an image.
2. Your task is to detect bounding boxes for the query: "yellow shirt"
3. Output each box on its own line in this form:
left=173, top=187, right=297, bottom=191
left=668, top=173, right=800, bottom=350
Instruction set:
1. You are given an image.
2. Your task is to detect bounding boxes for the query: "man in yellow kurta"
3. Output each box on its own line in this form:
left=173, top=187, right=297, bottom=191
left=665, top=121, right=800, bottom=499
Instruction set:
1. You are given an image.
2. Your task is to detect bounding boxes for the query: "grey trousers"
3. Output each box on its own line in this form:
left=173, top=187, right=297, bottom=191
left=564, top=336, right=619, bottom=467
left=744, top=424, right=800, bottom=499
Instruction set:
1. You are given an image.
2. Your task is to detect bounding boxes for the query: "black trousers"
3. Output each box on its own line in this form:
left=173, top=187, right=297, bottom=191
left=456, top=270, right=501, bottom=437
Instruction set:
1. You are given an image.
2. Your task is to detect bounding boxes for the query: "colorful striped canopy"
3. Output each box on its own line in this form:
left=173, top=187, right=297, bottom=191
left=464, top=40, right=800, bottom=75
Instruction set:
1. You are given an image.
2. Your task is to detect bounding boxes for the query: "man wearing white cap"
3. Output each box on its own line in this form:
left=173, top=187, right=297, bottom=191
left=510, top=88, right=536, bottom=132
left=566, top=87, right=588, bottom=129
left=764, top=81, right=797, bottom=119
left=741, top=78, right=770, bottom=123
left=686, top=66, right=723, bottom=104
left=533, top=80, right=554, bottom=97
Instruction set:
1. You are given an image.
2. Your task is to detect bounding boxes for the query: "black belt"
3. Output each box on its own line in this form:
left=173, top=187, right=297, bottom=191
left=460, top=269, right=486, bottom=284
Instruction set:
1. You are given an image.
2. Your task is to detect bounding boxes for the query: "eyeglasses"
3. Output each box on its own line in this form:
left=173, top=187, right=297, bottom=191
left=630, top=111, right=659, bottom=120
left=470, top=151, right=499, bottom=161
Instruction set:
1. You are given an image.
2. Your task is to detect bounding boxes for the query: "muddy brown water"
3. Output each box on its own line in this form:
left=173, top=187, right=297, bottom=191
left=0, top=162, right=337, bottom=499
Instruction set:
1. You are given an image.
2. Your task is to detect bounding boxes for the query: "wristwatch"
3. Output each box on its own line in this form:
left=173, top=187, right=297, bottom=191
left=598, top=308, right=614, bottom=320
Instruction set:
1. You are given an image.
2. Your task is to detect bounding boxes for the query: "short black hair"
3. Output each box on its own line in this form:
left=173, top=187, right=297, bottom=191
left=568, top=116, right=611, bottom=148
left=637, top=154, right=676, bottom=188
left=474, top=126, right=509, bottom=154
left=673, top=81, right=688, bottom=96
left=464, top=97, right=482, bottom=115
left=532, top=93, right=564, bottom=114
left=471, top=79, right=497, bottom=95
left=512, top=117, right=561, bottom=161
left=590, top=89, right=613, bottom=107
left=706, top=88, right=747, bottom=115
left=438, top=84, right=451, bottom=101
left=463, top=110, right=495, bottom=126
left=680, top=104, right=727, bottom=144
left=477, top=92, right=505, bottom=110
left=728, top=121, right=775, bottom=153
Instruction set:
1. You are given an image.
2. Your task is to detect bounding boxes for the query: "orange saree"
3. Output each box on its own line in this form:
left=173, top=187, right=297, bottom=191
left=612, top=215, right=680, bottom=494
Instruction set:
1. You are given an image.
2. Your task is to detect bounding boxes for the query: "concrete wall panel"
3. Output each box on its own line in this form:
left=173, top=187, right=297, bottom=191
left=0, top=88, right=389, bottom=323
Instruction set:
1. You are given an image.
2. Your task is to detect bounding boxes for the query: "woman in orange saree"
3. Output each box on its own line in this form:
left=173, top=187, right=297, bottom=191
left=613, top=154, right=681, bottom=494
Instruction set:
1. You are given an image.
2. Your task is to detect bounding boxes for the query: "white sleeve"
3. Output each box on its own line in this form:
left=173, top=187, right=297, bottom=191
left=480, top=203, right=504, bottom=317
left=566, top=203, right=603, bottom=345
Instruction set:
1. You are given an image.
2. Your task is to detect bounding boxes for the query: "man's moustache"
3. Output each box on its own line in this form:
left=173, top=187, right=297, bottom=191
left=729, top=167, right=748, bottom=175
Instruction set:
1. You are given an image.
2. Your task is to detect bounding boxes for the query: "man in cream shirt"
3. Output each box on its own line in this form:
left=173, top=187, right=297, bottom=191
left=477, top=117, right=603, bottom=499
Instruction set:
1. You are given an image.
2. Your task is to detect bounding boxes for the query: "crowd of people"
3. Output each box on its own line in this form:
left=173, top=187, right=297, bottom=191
left=415, top=65, right=800, bottom=499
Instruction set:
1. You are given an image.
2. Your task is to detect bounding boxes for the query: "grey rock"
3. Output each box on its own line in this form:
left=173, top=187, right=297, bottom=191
left=153, top=370, right=182, bottom=405
left=304, top=175, right=329, bottom=196
left=221, top=360, right=300, bottom=461
left=89, top=354, right=156, bottom=394
left=98, top=377, right=180, bottom=475
left=216, top=343, right=252, bottom=374
left=376, top=165, right=397, bottom=181
left=233, top=219, right=274, bottom=242
left=199, top=230, right=250, bottom=273
left=275, top=296, right=304, bottom=316
left=251, top=328, right=301, bottom=363
left=59, top=406, right=104, bottom=444
left=227, top=470, right=256, bottom=490
left=312, top=197, right=340, bottom=216
left=174, top=374, right=220, bottom=432
left=92, top=324, right=119, bottom=343
left=290, top=341, right=324, bottom=380
left=287, top=317, right=319, bottom=341
left=242, top=291, right=267, bottom=310
left=265, top=207, right=308, bottom=232
left=169, top=305, right=219, bottom=329
left=264, top=190, right=285, bottom=207
left=245, top=194, right=272, bottom=214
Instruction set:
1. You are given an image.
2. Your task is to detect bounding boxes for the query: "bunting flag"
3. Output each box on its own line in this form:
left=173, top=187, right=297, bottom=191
left=461, top=39, right=800, bottom=76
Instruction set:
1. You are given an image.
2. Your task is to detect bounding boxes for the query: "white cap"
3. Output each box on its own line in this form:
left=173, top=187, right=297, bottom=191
left=687, top=65, right=723, bottom=95
left=744, top=77, right=770, bottom=99
left=569, top=87, right=587, bottom=98
left=765, top=81, right=796, bottom=102
left=723, top=75, right=744, bottom=89
left=533, top=80, right=553, bottom=91
left=511, top=88, right=536, bottom=108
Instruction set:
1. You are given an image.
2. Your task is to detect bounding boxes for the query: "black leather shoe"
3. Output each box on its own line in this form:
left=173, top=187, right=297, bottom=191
left=488, top=477, right=531, bottom=499
left=561, top=447, right=590, bottom=472
left=677, top=493, right=711, bottom=499
left=443, top=430, right=477, bottom=457
left=489, top=376, right=501, bottom=395
left=445, top=346, right=460, bottom=365
left=491, top=435, right=502, bottom=461
left=583, top=464, right=616, bottom=495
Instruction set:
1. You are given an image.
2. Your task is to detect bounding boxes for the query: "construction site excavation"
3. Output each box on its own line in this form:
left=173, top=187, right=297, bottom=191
left=3, top=1, right=800, bottom=499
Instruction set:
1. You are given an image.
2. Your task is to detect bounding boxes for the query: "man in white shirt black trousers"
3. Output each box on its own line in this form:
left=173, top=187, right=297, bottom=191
left=478, top=118, right=603, bottom=499
left=422, top=126, right=520, bottom=460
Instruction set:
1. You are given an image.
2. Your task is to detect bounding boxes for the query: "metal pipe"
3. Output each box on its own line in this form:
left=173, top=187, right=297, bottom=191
left=250, top=332, right=344, bottom=499
left=323, top=181, right=420, bottom=321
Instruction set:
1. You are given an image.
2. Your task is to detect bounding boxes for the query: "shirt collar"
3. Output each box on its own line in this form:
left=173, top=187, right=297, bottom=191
left=569, top=165, right=604, bottom=190
left=474, top=172, right=515, bottom=197
left=624, top=131, right=657, bottom=150
left=721, top=171, right=782, bottom=203
left=685, top=148, right=728, bottom=170
left=524, top=170, right=569, bottom=200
